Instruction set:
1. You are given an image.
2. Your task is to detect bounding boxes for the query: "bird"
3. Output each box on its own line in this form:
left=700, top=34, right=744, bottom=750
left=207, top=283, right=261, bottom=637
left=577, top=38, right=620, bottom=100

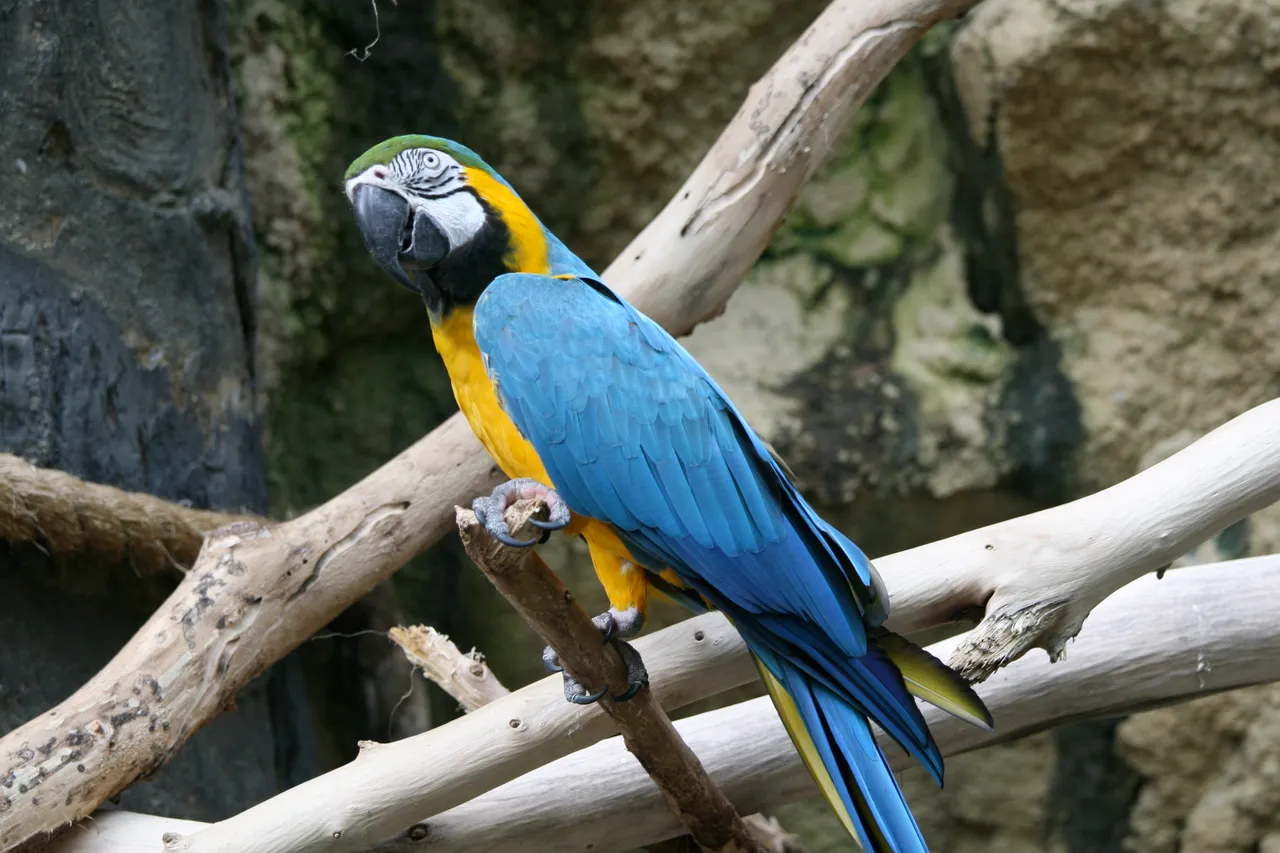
left=345, top=134, right=993, bottom=853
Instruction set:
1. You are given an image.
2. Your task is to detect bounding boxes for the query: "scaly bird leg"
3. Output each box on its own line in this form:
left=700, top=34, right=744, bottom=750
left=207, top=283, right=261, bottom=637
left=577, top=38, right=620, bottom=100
left=544, top=607, right=649, bottom=704
left=471, top=478, right=571, bottom=547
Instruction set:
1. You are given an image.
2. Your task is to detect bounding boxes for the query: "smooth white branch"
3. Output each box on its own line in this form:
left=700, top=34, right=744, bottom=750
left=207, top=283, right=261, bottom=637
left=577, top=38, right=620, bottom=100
left=399, top=556, right=1280, bottom=853
left=84, top=397, right=1280, bottom=853
left=877, top=398, right=1280, bottom=680
left=47, top=557, right=1280, bottom=853
left=161, top=613, right=757, bottom=853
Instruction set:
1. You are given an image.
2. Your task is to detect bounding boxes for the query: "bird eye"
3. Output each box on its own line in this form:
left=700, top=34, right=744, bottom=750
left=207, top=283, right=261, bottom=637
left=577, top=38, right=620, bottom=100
left=425, top=153, right=439, bottom=168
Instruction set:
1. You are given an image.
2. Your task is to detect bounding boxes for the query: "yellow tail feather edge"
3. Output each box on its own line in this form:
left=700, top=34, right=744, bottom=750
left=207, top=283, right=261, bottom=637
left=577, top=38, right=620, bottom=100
left=753, top=635, right=992, bottom=849
left=756, top=659, right=860, bottom=839
left=874, top=630, right=994, bottom=733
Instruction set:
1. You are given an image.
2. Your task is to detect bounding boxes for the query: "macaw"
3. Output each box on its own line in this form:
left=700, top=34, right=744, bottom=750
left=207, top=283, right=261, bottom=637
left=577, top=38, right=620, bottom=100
left=345, top=135, right=993, bottom=853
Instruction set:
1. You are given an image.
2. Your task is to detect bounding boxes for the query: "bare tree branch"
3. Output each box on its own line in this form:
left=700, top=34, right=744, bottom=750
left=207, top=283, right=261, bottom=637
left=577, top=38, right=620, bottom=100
left=158, top=396, right=1280, bottom=852
left=878, top=398, right=1280, bottom=681
left=390, top=556, right=1280, bottom=853
left=389, top=625, right=510, bottom=712
left=45, top=557, right=1280, bottom=853
left=455, top=501, right=766, bottom=853
left=0, top=1, right=978, bottom=847
left=390, top=617, right=794, bottom=853
left=160, top=611, right=757, bottom=853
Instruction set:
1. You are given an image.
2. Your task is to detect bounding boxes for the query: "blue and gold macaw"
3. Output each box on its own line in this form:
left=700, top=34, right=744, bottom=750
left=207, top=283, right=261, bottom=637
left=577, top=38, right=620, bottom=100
left=346, top=135, right=993, bottom=852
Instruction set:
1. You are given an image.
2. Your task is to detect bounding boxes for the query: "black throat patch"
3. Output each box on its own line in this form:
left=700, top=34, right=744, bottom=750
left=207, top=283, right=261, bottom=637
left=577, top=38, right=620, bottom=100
left=427, top=194, right=513, bottom=318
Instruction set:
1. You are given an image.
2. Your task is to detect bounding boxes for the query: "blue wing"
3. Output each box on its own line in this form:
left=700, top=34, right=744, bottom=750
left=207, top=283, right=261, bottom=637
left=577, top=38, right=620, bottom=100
left=474, top=273, right=941, bottom=852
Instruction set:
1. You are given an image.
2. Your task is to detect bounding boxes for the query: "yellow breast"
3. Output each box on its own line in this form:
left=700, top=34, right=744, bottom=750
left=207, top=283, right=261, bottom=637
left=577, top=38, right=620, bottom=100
left=432, top=304, right=663, bottom=611
left=432, top=306, right=549, bottom=482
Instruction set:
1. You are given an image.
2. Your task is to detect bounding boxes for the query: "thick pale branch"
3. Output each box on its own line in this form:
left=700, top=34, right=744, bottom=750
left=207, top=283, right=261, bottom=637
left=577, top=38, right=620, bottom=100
left=877, top=398, right=1280, bottom=680
left=0, top=1, right=977, bottom=847
left=46, top=558, right=1280, bottom=853
left=161, top=610, right=758, bottom=853
left=378, top=556, right=1280, bottom=853
left=456, top=501, right=765, bottom=853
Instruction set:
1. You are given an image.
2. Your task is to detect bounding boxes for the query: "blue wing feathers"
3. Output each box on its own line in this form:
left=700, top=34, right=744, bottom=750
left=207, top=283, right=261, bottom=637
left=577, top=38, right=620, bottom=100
left=474, top=272, right=938, bottom=853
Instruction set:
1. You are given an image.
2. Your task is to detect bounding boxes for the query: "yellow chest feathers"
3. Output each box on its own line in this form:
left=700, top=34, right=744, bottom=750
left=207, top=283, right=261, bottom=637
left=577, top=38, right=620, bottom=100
left=431, top=304, right=641, bottom=584
left=431, top=307, right=549, bottom=482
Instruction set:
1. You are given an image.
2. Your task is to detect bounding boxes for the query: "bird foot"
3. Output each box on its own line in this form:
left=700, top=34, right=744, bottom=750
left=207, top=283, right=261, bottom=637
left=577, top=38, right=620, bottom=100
left=544, top=607, right=648, bottom=704
left=471, top=478, right=571, bottom=547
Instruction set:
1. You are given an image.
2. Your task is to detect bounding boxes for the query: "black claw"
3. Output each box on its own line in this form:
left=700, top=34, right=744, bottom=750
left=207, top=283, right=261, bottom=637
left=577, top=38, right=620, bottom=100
left=473, top=478, right=570, bottom=547
left=613, top=639, right=649, bottom=702
left=612, top=681, right=643, bottom=702
left=550, top=611, right=648, bottom=708
left=568, top=685, right=608, bottom=705
left=492, top=529, right=539, bottom=548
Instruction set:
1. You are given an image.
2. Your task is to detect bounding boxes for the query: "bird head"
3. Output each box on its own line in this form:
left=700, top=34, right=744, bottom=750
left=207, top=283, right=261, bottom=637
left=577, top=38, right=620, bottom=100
left=344, top=135, right=548, bottom=319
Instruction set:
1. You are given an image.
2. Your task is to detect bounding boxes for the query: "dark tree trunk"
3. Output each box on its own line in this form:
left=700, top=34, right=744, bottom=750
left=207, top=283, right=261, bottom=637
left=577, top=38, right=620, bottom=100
left=0, top=0, right=314, bottom=820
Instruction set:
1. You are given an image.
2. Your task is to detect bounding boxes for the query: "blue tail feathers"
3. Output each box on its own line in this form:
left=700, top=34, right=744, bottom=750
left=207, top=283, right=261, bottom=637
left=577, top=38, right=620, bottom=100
left=764, top=651, right=930, bottom=853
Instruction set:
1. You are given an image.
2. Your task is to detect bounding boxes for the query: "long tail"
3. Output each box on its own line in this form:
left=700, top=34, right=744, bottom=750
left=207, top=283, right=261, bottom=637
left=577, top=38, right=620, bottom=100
left=751, top=633, right=992, bottom=853
left=756, top=653, right=926, bottom=853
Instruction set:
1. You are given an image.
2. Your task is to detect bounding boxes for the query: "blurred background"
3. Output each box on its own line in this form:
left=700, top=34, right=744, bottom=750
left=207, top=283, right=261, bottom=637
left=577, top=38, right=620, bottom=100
left=2, top=0, right=1279, bottom=850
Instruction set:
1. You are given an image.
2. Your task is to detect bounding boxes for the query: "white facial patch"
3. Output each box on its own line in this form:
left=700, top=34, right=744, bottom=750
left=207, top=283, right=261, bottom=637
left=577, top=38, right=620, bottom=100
left=346, top=147, right=487, bottom=250
left=416, top=189, right=485, bottom=250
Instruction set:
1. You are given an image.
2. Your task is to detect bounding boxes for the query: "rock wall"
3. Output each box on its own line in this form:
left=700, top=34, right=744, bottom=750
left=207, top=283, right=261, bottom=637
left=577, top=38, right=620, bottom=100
left=765, top=1, right=1280, bottom=850
left=0, top=0, right=309, bottom=820
left=222, top=0, right=1280, bottom=848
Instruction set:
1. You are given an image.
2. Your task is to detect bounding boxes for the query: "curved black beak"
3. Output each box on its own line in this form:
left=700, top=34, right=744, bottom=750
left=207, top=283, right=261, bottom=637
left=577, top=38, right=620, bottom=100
left=351, top=184, right=449, bottom=294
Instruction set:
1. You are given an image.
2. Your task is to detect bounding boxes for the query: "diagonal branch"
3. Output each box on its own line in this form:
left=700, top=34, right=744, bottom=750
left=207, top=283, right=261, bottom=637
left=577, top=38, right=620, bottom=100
left=880, top=397, right=1280, bottom=681
left=454, top=501, right=766, bottom=853
left=0, top=1, right=980, bottom=848
left=389, top=610, right=797, bottom=853
left=163, top=604, right=757, bottom=853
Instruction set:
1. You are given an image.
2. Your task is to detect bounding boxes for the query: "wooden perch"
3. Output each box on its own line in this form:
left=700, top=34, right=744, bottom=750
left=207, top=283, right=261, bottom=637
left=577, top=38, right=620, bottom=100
left=148, top=397, right=1280, bottom=853
left=0, top=452, right=255, bottom=576
left=390, top=620, right=793, bottom=853
left=160, top=608, right=757, bottom=853
left=389, top=626, right=510, bottom=712
left=879, top=398, right=1280, bottom=681
left=456, top=501, right=766, bottom=853
left=0, top=1, right=978, bottom=848
left=44, top=556, right=1280, bottom=853
left=378, top=555, right=1280, bottom=853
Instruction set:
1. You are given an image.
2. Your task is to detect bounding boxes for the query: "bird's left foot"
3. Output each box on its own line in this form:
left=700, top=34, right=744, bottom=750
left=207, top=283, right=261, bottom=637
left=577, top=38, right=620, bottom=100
left=544, top=607, right=648, bottom=704
left=471, top=478, right=571, bottom=547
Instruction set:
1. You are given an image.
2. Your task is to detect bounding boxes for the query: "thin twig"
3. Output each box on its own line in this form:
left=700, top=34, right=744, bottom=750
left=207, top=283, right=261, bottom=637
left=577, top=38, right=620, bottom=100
left=344, top=0, right=382, bottom=62
left=456, top=500, right=767, bottom=853
left=389, top=625, right=511, bottom=712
